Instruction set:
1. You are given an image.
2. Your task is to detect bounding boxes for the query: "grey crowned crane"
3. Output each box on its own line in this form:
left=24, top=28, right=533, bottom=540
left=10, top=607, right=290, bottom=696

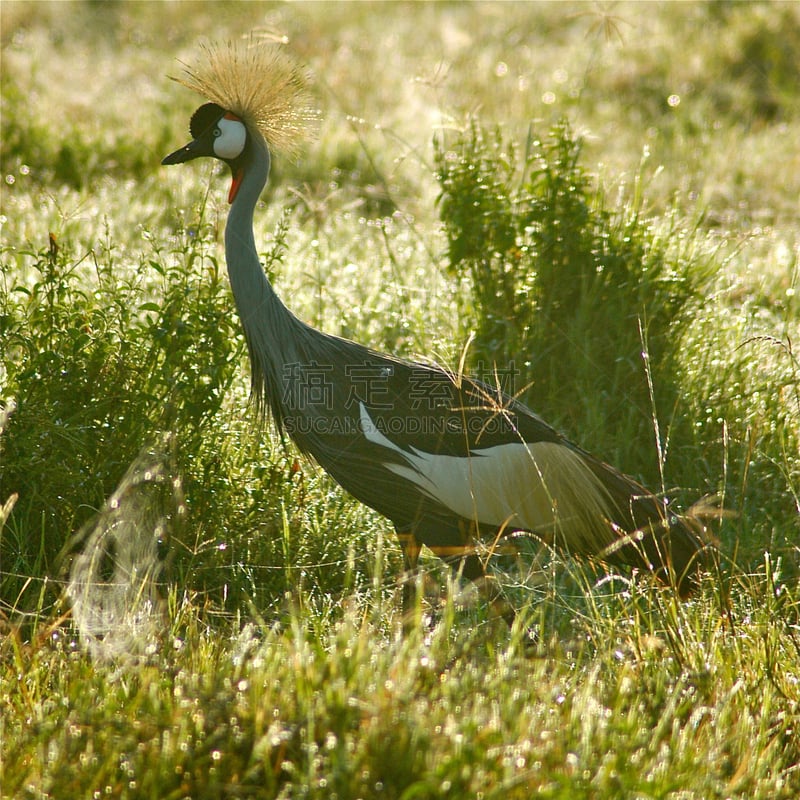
left=162, top=42, right=707, bottom=620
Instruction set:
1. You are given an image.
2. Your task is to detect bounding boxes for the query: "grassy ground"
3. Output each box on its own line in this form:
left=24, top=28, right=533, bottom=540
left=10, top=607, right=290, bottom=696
left=1, top=2, right=799, bottom=798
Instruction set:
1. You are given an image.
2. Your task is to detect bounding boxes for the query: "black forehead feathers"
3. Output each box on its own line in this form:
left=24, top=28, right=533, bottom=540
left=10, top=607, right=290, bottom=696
left=189, top=102, right=227, bottom=138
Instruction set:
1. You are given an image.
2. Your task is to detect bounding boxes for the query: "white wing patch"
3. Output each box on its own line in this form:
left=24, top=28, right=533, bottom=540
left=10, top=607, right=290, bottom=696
left=359, top=403, right=617, bottom=549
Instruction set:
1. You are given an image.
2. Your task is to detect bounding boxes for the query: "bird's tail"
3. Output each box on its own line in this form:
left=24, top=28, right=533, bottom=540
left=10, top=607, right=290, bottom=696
left=580, top=454, right=709, bottom=596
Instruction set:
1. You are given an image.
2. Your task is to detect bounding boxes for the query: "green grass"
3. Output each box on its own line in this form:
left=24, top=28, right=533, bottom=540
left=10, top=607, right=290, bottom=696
left=3, top=569, right=799, bottom=799
left=1, top=2, right=799, bottom=798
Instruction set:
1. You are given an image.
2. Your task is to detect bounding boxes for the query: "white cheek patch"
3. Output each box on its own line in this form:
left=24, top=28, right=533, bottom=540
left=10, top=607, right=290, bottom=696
left=214, top=117, right=247, bottom=160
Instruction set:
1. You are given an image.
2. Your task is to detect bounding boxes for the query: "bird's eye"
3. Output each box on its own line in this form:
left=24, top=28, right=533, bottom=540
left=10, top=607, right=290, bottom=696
left=213, top=127, right=222, bottom=137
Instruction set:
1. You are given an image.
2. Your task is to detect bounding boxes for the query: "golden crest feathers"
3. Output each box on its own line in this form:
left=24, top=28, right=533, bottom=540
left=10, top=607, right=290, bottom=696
left=171, top=39, right=315, bottom=156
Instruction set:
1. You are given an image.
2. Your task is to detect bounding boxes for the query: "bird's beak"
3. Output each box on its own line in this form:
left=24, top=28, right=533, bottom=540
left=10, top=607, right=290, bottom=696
left=161, top=137, right=210, bottom=165
left=162, top=131, right=243, bottom=204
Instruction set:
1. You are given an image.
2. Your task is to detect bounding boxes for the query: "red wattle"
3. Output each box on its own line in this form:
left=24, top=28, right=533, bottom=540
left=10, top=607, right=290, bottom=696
left=229, top=168, right=244, bottom=204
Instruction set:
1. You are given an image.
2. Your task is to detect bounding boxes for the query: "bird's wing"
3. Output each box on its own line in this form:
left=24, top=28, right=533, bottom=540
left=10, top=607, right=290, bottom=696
left=279, top=335, right=705, bottom=589
left=359, top=399, right=619, bottom=548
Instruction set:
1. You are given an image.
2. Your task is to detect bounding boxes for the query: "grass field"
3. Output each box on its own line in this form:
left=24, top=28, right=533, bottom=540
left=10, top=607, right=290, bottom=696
left=1, top=2, right=799, bottom=798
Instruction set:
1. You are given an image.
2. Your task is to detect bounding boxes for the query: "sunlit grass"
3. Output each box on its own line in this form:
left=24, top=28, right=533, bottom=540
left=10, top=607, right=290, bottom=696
left=2, top=569, right=798, bottom=799
left=1, top=2, right=799, bottom=799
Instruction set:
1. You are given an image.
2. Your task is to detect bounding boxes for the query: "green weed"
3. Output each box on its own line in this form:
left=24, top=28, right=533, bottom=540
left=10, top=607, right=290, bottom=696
left=435, top=119, right=711, bottom=482
left=0, top=223, right=243, bottom=617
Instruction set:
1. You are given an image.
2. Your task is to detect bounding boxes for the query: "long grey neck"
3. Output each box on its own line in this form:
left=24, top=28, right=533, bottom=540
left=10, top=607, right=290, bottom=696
left=223, top=130, right=308, bottom=423
left=225, top=132, right=276, bottom=324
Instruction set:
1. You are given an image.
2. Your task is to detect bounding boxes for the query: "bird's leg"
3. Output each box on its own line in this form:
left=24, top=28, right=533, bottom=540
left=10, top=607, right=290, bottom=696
left=396, top=531, right=422, bottom=622
left=431, top=524, right=517, bottom=627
